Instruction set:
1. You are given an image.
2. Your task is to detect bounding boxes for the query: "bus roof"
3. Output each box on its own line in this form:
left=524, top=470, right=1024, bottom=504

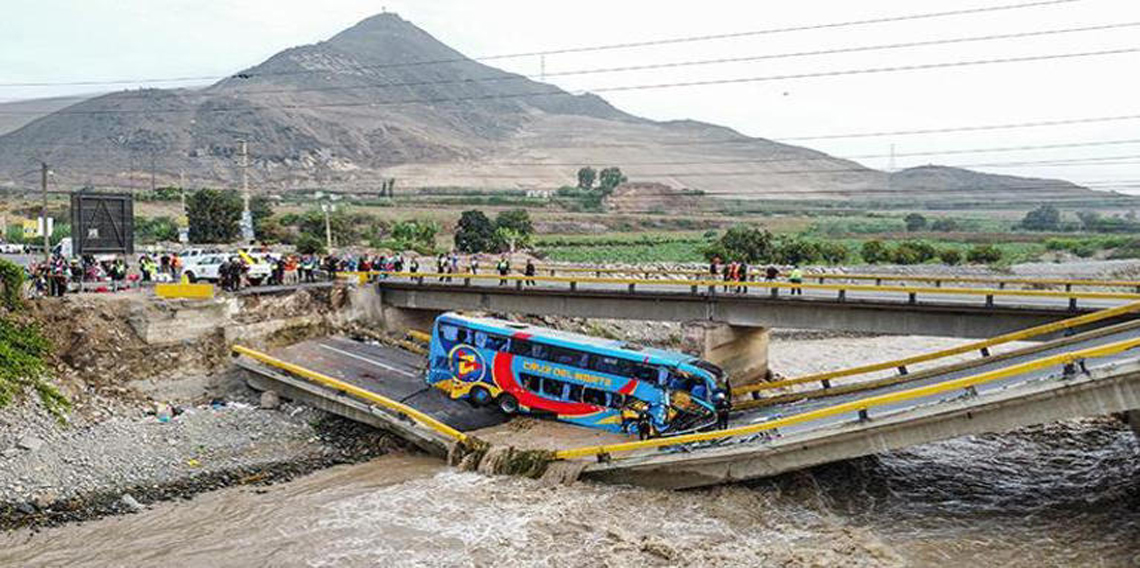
left=437, top=312, right=697, bottom=367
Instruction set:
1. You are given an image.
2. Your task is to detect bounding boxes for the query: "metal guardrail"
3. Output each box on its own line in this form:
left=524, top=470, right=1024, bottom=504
left=553, top=335, right=1140, bottom=460
left=368, top=271, right=1140, bottom=306
left=534, top=265, right=1140, bottom=291
left=734, top=300, right=1140, bottom=396
left=231, top=345, right=468, bottom=443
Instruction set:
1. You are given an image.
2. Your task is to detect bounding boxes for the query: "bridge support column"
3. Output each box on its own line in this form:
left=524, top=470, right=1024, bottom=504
left=682, top=322, right=769, bottom=387
left=379, top=305, right=442, bottom=335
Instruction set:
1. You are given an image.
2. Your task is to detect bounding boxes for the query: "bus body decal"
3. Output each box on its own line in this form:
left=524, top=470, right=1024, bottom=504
left=618, top=380, right=637, bottom=395
left=492, top=352, right=603, bottom=416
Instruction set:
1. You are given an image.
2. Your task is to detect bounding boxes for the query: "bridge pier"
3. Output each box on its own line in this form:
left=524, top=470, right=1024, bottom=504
left=683, top=322, right=769, bottom=388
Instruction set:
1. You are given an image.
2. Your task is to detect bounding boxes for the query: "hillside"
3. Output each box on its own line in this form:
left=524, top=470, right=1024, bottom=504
left=0, top=13, right=1103, bottom=203
left=0, top=94, right=97, bottom=136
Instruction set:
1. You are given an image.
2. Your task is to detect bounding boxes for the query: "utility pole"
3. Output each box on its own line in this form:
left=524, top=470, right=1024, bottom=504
left=179, top=169, right=186, bottom=214
left=237, top=140, right=254, bottom=243
left=41, top=162, right=50, bottom=262
left=321, top=202, right=334, bottom=251
left=149, top=151, right=156, bottom=192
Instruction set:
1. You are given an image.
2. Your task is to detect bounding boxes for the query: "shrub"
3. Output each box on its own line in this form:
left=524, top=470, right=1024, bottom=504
left=967, top=244, right=1003, bottom=264
left=938, top=248, right=962, bottom=265
left=861, top=240, right=890, bottom=264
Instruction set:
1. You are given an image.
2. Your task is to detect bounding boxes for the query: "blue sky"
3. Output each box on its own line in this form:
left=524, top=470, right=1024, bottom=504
left=2, top=0, right=1138, bottom=190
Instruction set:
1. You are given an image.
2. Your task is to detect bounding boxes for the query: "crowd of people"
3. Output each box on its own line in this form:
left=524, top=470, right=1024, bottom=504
left=709, top=257, right=804, bottom=295
left=24, top=255, right=132, bottom=297
left=16, top=246, right=812, bottom=299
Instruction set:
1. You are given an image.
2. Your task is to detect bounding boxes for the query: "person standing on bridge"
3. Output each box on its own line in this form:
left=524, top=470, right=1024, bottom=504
left=524, top=258, right=537, bottom=286
left=469, top=256, right=480, bottom=274
left=736, top=262, right=748, bottom=294
left=789, top=265, right=804, bottom=296
left=709, top=256, right=721, bottom=280
left=497, top=255, right=511, bottom=285
left=724, top=261, right=736, bottom=293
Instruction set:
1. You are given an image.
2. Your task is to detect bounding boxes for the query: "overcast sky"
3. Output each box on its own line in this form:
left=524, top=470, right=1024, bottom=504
left=1, top=0, right=1138, bottom=191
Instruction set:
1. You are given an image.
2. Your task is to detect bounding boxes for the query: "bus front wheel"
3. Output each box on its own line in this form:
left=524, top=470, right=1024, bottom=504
left=497, top=393, right=519, bottom=415
left=470, top=386, right=492, bottom=407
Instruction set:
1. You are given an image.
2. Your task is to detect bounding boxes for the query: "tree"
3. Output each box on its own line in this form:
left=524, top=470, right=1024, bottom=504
left=904, top=213, right=927, bottom=232
left=1076, top=210, right=1101, bottom=231
left=1020, top=205, right=1061, bottom=231
left=598, top=167, right=627, bottom=193
left=818, top=241, right=850, bottom=265
left=186, top=189, right=242, bottom=243
left=494, top=227, right=522, bottom=253
left=134, top=216, right=179, bottom=243
left=576, top=167, right=596, bottom=191
left=861, top=240, right=890, bottom=264
left=294, top=233, right=326, bottom=255
left=454, top=210, right=496, bottom=253
left=493, top=209, right=534, bottom=251
left=704, top=225, right=775, bottom=263
left=773, top=235, right=822, bottom=265
left=390, top=219, right=440, bottom=252
left=250, top=196, right=274, bottom=239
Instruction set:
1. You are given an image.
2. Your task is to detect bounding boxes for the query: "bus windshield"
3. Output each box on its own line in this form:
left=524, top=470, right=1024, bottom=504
left=425, top=313, right=731, bottom=438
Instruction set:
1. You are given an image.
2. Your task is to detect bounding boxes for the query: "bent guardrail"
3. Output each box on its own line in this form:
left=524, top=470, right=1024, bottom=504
left=553, top=336, right=1140, bottom=460
left=231, top=345, right=468, bottom=443
left=733, top=300, right=1140, bottom=397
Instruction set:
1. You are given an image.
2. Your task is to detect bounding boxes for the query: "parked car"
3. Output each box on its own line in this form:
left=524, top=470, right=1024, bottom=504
left=182, top=254, right=271, bottom=285
left=0, top=242, right=24, bottom=254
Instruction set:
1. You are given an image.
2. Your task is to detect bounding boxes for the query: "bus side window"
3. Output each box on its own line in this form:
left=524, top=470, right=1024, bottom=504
left=550, top=346, right=585, bottom=366
left=566, top=383, right=584, bottom=402
left=606, top=393, right=626, bottom=409
left=509, top=340, right=532, bottom=357
left=440, top=324, right=459, bottom=342
left=583, top=388, right=606, bottom=406
left=541, top=377, right=563, bottom=398
left=631, top=364, right=658, bottom=383
left=531, top=343, right=549, bottom=360
left=473, top=331, right=507, bottom=351
left=484, top=334, right=508, bottom=352
left=590, top=355, right=623, bottom=376
left=522, top=373, right=541, bottom=392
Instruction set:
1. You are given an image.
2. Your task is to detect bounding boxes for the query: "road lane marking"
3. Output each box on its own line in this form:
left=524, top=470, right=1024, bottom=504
left=316, top=342, right=419, bottom=376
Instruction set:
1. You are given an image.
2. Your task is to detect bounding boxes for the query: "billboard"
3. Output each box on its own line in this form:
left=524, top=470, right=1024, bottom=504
left=70, top=193, right=134, bottom=255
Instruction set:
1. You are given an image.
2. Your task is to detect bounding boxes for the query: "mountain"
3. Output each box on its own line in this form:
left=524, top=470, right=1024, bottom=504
left=0, top=94, right=100, bottom=136
left=0, top=13, right=1105, bottom=202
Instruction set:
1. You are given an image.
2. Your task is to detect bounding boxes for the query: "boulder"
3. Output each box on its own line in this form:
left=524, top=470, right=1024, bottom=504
left=16, top=435, right=44, bottom=452
left=259, top=390, right=281, bottom=410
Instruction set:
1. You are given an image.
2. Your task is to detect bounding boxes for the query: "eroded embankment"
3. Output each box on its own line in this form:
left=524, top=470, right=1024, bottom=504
left=0, top=286, right=408, bottom=530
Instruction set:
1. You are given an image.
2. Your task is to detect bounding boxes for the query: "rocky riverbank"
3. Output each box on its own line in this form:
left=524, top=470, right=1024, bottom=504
left=0, top=284, right=396, bottom=530
left=0, top=371, right=404, bottom=530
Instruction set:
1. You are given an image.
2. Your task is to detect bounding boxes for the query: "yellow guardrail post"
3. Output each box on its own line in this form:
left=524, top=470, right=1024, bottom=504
left=553, top=335, right=1140, bottom=460
left=231, top=345, right=468, bottom=443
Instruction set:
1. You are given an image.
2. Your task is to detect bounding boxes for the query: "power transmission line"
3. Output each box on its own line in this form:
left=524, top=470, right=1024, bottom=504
left=0, top=0, right=1081, bottom=89
left=2, top=45, right=1135, bottom=117
left=17, top=20, right=1136, bottom=103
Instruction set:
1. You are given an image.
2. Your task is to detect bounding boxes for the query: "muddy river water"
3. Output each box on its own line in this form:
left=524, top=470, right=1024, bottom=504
left=2, top=418, right=1136, bottom=567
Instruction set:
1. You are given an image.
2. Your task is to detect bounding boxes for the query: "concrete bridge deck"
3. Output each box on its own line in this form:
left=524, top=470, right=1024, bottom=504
left=234, top=320, right=1140, bottom=489
left=371, top=273, right=1138, bottom=338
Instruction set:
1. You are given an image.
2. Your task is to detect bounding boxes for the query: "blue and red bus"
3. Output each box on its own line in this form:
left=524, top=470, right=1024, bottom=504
left=426, top=312, right=731, bottom=437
